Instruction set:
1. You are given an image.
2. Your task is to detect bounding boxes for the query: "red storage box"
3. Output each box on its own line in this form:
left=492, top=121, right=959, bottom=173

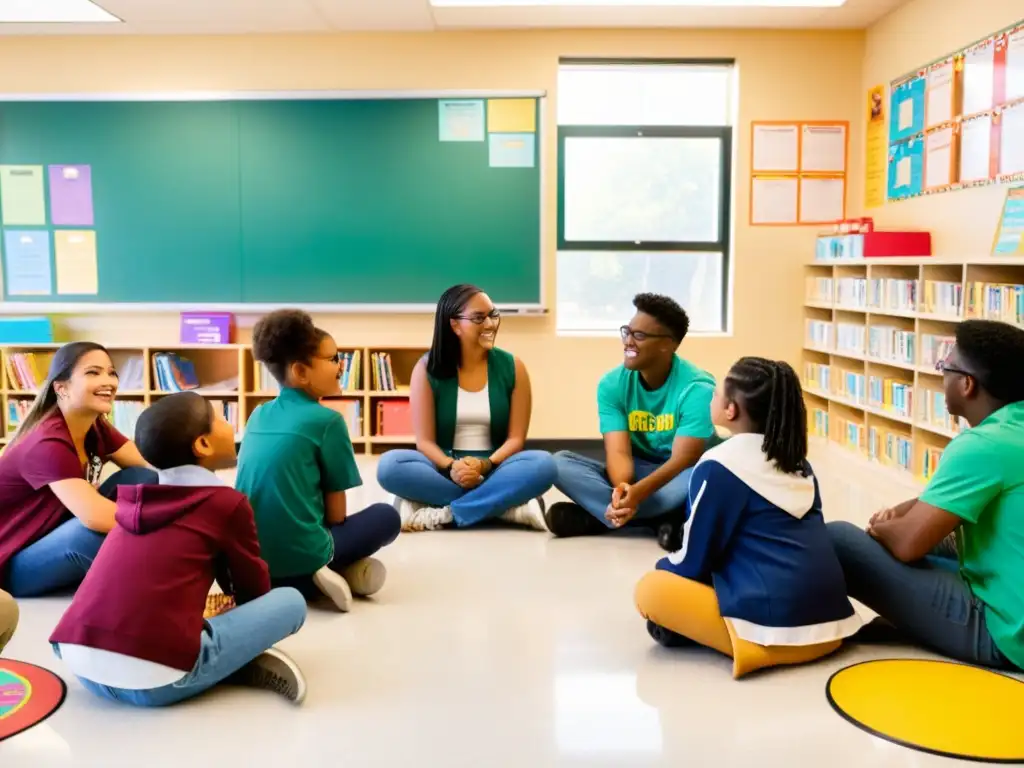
left=862, top=231, right=932, bottom=258
left=377, top=400, right=413, bottom=437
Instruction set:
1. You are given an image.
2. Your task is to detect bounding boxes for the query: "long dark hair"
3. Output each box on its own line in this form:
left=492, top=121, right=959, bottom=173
left=426, top=284, right=483, bottom=379
left=10, top=341, right=110, bottom=446
left=724, top=357, right=808, bottom=475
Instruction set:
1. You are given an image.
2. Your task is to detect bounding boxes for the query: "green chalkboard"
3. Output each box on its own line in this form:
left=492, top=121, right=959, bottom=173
left=0, top=97, right=541, bottom=306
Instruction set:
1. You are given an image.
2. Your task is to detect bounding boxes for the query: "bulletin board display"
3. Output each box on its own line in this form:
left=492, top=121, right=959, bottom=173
left=749, top=120, right=848, bottom=226
left=887, top=18, right=1024, bottom=203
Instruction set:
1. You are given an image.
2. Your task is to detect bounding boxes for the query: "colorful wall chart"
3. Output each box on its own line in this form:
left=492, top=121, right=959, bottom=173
left=886, top=17, right=1024, bottom=204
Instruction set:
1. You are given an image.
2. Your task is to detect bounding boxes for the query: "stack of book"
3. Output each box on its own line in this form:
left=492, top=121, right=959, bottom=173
left=370, top=352, right=397, bottom=391
left=922, top=281, right=963, bottom=317
left=106, top=400, right=145, bottom=439
left=4, top=351, right=54, bottom=391
left=152, top=353, right=200, bottom=392
left=966, top=281, right=1024, bottom=325
left=322, top=399, right=362, bottom=438
left=338, top=351, right=361, bottom=392
left=868, top=377, right=914, bottom=418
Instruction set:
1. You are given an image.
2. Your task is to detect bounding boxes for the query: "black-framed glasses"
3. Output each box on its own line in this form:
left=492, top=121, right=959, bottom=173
left=455, top=310, right=501, bottom=325
left=935, top=358, right=973, bottom=377
left=620, top=325, right=675, bottom=343
left=316, top=352, right=344, bottom=364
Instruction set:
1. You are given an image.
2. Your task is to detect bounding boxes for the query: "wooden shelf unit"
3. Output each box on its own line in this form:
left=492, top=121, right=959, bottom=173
left=1, top=344, right=427, bottom=453
left=802, top=256, right=1024, bottom=484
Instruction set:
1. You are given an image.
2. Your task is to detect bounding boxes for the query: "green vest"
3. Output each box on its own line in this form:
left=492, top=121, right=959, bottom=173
left=428, top=348, right=515, bottom=455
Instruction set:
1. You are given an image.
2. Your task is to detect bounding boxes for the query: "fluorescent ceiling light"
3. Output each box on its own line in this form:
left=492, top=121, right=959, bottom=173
left=432, top=0, right=845, bottom=6
left=0, top=0, right=121, bottom=23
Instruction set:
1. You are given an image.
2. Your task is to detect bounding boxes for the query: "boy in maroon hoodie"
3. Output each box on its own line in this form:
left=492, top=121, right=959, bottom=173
left=50, top=392, right=308, bottom=706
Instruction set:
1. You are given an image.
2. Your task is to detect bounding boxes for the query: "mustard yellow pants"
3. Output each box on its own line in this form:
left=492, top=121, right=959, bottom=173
left=0, top=589, right=18, bottom=655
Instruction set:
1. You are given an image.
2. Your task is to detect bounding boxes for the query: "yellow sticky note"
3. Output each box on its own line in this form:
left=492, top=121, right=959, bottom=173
left=54, top=230, right=99, bottom=295
left=487, top=99, right=536, bottom=133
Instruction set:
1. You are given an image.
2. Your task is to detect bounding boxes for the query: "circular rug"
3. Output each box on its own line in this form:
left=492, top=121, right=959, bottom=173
left=0, top=660, right=67, bottom=742
left=826, top=659, right=1024, bottom=763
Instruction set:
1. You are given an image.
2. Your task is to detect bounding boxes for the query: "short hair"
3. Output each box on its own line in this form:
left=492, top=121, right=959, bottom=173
left=135, top=392, right=214, bottom=470
left=633, top=293, right=690, bottom=342
left=252, top=309, right=321, bottom=384
left=955, top=320, right=1024, bottom=404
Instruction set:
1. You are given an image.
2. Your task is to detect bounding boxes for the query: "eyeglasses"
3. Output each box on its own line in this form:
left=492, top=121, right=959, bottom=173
left=455, top=310, right=501, bottom=325
left=620, top=326, right=675, bottom=343
left=935, top=358, right=973, bottom=377
left=316, top=352, right=343, bottom=364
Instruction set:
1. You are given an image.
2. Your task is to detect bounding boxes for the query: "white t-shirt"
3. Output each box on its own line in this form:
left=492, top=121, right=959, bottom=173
left=452, top=385, right=492, bottom=453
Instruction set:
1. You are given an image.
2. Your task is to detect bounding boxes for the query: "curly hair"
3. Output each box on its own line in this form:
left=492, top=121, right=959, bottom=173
left=724, top=357, right=808, bottom=475
left=633, top=293, right=690, bottom=342
left=955, top=319, right=1024, bottom=404
left=252, top=309, right=322, bottom=385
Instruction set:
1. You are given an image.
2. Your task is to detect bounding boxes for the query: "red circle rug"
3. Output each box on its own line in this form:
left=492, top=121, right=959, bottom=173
left=0, top=660, right=67, bottom=742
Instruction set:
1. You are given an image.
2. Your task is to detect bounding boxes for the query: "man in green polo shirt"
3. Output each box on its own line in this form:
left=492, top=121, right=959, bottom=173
left=236, top=309, right=400, bottom=613
left=550, top=293, right=720, bottom=541
left=828, top=319, right=1024, bottom=671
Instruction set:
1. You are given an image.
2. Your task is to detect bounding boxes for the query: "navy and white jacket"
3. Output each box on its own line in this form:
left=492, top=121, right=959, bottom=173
left=657, top=434, right=861, bottom=646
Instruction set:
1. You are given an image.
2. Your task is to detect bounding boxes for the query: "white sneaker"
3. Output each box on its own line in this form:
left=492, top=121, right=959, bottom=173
left=500, top=498, right=548, bottom=531
left=341, top=557, right=387, bottom=597
left=313, top=566, right=353, bottom=612
left=236, top=647, right=307, bottom=705
left=401, top=502, right=454, bottom=532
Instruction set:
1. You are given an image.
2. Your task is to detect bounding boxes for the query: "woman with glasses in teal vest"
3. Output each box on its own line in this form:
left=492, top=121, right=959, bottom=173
left=377, top=284, right=556, bottom=532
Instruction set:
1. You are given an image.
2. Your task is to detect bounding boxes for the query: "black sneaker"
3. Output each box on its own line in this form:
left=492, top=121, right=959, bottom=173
left=544, top=502, right=610, bottom=538
left=233, top=647, right=307, bottom=704
left=646, top=619, right=693, bottom=648
left=657, top=520, right=683, bottom=552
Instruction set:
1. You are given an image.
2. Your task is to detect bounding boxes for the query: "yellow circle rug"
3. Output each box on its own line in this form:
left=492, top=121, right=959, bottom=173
left=826, top=659, right=1024, bottom=762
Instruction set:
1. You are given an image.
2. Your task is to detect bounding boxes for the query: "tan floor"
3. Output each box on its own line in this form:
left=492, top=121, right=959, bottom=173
left=1, top=444, right=999, bottom=767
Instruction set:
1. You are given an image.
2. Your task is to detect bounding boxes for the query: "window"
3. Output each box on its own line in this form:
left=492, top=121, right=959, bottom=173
left=557, top=61, right=735, bottom=334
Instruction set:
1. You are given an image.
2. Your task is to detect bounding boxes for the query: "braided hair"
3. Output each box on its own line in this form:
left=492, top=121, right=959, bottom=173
left=724, top=357, right=808, bottom=475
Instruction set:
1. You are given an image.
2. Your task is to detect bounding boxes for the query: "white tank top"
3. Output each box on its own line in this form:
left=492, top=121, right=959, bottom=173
left=452, top=385, right=492, bottom=452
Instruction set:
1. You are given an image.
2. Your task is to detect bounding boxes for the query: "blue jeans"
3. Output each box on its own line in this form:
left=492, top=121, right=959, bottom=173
left=827, top=521, right=1015, bottom=670
left=376, top=450, right=557, bottom=527
left=271, top=503, right=401, bottom=596
left=65, top=587, right=307, bottom=707
left=5, top=467, right=158, bottom=597
left=553, top=451, right=691, bottom=528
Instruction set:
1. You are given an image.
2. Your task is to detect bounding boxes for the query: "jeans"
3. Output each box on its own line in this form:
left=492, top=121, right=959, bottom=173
left=5, top=467, right=159, bottom=597
left=827, top=521, right=1015, bottom=670
left=271, top=503, right=400, bottom=597
left=67, top=587, right=307, bottom=707
left=552, top=451, right=692, bottom=528
left=376, top=450, right=557, bottom=527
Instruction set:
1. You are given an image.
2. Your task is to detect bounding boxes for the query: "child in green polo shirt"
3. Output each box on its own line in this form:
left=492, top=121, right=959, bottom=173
left=236, top=310, right=400, bottom=613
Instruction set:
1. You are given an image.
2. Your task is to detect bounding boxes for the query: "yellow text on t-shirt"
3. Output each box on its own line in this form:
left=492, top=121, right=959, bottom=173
left=628, top=411, right=675, bottom=433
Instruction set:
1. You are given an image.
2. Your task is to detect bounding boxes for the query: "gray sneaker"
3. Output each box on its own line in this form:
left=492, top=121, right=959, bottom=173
left=236, top=647, right=307, bottom=705
left=313, top=566, right=353, bottom=612
left=341, top=557, right=387, bottom=597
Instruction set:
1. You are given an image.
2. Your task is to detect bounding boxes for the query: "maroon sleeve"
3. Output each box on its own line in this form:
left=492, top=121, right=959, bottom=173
left=21, top=437, right=88, bottom=490
left=222, top=497, right=271, bottom=604
left=93, top=418, right=129, bottom=459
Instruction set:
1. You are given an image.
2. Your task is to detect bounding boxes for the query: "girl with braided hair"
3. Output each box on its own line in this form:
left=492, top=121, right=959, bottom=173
left=634, top=357, right=860, bottom=678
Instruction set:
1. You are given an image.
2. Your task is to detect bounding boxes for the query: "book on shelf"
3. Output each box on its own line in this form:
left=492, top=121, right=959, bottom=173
left=836, top=323, right=866, bottom=355
left=868, top=427, right=912, bottom=471
left=152, top=353, right=200, bottom=392
left=837, top=370, right=866, bottom=404
left=207, top=399, right=240, bottom=432
left=868, top=326, right=915, bottom=364
left=376, top=399, right=412, bottom=437
left=920, top=334, right=955, bottom=367
left=805, top=320, right=833, bottom=349
left=370, top=352, right=397, bottom=392
left=256, top=362, right=280, bottom=393
left=106, top=400, right=145, bottom=440
left=806, top=277, right=833, bottom=303
left=923, top=281, right=962, bottom=316
left=868, top=377, right=914, bottom=418
left=6, top=399, right=31, bottom=434
left=966, top=282, right=1024, bottom=326
left=322, top=399, right=362, bottom=438
left=922, top=447, right=944, bottom=481
left=808, top=408, right=829, bottom=438
left=4, top=351, right=54, bottom=391
left=871, top=278, right=918, bottom=313
left=338, top=351, right=362, bottom=392
left=835, top=278, right=867, bottom=308
left=803, top=363, right=831, bottom=391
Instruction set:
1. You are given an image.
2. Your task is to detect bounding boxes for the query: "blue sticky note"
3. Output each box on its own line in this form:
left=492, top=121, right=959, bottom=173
left=3, top=230, right=53, bottom=296
left=439, top=100, right=485, bottom=142
left=489, top=133, right=536, bottom=168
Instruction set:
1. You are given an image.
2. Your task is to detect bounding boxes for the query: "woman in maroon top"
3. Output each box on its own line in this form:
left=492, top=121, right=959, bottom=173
left=0, top=342, right=155, bottom=597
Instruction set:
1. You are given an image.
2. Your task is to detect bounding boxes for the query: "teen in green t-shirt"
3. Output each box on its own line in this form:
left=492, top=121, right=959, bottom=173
left=550, top=293, right=719, bottom=541
left=829, top=319, right=1024, bottom=671
left=235, top=310, right=400, bottom=613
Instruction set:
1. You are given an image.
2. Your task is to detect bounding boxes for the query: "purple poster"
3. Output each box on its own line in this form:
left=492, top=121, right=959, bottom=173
left=48, top=164, right=94, bottom=226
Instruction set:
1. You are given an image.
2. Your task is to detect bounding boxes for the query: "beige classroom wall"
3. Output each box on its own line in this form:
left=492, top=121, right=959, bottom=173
left=861, top=0, right=1022, bottom=253
left=0, top=31, right=863, bottom=438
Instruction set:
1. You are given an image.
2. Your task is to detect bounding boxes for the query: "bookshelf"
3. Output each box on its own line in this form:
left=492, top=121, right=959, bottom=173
left=802, top=255, right=1024, bottom=484
left=1, top=344, right=427, bottom=454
